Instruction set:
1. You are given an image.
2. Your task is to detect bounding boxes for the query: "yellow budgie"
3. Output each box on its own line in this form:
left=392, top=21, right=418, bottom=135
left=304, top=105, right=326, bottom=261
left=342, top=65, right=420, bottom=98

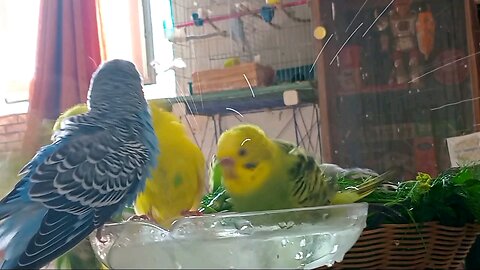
left=53, top=100, right=207, bottom=229
left=215, top=124, right=399, bottom=212
left=134, top=100, right=207, bottom=228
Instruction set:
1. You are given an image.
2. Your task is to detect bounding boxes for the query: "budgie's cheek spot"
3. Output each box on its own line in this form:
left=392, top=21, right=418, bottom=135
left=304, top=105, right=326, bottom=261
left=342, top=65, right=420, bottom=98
left=174, top=174, right=183, bottom=187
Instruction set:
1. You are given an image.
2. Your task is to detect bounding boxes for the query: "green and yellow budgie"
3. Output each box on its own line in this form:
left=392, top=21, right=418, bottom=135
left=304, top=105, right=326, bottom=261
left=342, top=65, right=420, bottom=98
left=214, top=124, right=399, bottom=212
left=53, top=100, right=207, bottom=229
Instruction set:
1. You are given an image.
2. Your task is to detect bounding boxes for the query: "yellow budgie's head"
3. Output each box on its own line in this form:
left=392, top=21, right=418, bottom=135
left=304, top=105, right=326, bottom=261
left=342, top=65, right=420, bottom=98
left=53, top=103, right=89, bottom=132
left=216, top=124, right=275, bottom=196
left=149, top=98, right=173, bottom=112
left=148, top=100, right=184, bottom=138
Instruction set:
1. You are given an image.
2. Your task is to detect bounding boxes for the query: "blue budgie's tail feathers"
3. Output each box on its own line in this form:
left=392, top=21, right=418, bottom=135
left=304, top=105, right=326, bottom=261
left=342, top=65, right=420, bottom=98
left=0, top=203, right=45, bottom=270
left=1, top=210, right=96, bottom=269
left=0, top=201, right=28, bottom=220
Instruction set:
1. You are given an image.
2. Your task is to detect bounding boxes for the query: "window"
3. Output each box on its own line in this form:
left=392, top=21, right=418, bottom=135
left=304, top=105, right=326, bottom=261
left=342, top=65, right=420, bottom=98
left=0, top=0, right=40, bottom=115
left=0, top=0, right=176, bottom=116
left=92, top=0, right=178, bottom=99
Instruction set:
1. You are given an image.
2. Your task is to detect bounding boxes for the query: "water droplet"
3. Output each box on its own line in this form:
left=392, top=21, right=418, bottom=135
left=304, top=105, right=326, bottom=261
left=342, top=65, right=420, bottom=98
left=161, top=233, right=166, bottom=238
left=330, top=244, right=338, bottom=254
left=326, top=261, right=334, bottom=267
left=322, top=213, right=329, bottom=220
left=305, top=252, right=312, bottom=259
left=300, top=238, right=306, bottom=247
left=278, top=221, right=295, bottom=229
left=150, top=229, right=155, bottom=234
left=394, top=240, right=400, bottom=246
left=234, top=219, right=253, bottom=232
left=295, top=251, right=304, bottom=260
left=281, top=238, right=288, bottom=247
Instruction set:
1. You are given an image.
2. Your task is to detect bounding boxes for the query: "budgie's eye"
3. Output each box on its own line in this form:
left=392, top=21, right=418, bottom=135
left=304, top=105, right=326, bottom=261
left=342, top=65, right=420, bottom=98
left=238, top=148, right=247, bottom=156
left=244, top=162, right=257, bottom=169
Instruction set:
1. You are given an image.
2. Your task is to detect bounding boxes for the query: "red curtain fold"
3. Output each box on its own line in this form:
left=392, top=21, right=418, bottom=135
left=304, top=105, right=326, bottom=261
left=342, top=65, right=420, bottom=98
left=23, top=0, right=101, bottom=155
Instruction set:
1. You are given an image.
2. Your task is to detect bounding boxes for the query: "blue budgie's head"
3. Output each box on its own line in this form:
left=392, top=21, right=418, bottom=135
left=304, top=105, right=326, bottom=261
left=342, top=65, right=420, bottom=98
left=87, top=59, right=147, bottom=115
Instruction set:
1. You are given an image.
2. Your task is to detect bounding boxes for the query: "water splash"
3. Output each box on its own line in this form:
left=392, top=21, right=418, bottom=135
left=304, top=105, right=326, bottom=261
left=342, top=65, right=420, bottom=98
left=329, top=23, right=364, bottom=65
left=295, top=251, right=304, bottom=260
left=233, top=219, right=254, bottom=231
left=241, top=138, right=251, bottom=146
left=300, top=238, right=306, bottom=247
left=345, top=0, right=368, bottom=33
left=226, top=107, right=244, bottom=117
left=174, top=79, right=199, bottom=130
left=410, top=51, right=480, bottom=84
left=243, top=74, right=255, bottom=97
left=309, top=34, right=334, bottom=74
left=278, top=221, right=295, bottom=229
left=330, top=244, right=339, bottom=254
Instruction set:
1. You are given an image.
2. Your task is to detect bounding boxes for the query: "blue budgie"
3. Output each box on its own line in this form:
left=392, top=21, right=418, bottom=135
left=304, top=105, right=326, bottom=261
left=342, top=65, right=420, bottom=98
left=0, top=59, right=159, bottom=269
left=229, top=6, right=252, bottom=57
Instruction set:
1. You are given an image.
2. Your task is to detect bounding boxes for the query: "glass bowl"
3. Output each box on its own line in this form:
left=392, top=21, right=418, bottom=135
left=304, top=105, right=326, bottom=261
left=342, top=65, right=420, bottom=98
left=89, top=203, right=368, bottom=269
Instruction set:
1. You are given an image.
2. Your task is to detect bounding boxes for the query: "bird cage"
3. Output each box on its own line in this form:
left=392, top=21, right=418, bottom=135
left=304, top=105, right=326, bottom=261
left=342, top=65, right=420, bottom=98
left=168, top=0, right=316, bottom=95
left=163, top=0, right=323, bottom=162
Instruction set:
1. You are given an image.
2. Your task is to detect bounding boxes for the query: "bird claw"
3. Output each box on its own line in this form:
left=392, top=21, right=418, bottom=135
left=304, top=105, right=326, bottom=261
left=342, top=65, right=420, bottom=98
left=127, top=214, right=152, bottom=222
left=96, top=227, right=108, bottom=244
left=181, top=210, right=204, bottom=217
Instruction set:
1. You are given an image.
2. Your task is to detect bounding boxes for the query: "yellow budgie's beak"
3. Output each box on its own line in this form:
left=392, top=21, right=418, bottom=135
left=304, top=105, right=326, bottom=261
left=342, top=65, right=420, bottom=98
left=219, top=157, right=238, bottom=179
left=219, top=157, right=235, bottom=166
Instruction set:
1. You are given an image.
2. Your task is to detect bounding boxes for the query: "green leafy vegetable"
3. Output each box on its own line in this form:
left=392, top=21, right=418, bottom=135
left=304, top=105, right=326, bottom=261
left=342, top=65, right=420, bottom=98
left=198, top=164, right=480, bottom=227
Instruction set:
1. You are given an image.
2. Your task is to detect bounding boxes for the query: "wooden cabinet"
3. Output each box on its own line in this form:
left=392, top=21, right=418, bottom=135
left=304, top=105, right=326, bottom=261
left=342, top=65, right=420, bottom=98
left=312, top=0, right=480, bottom=177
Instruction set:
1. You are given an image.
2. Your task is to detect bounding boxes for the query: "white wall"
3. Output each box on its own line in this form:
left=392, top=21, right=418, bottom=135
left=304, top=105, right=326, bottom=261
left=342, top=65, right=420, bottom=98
left=175, top=105, right=322, bottom=163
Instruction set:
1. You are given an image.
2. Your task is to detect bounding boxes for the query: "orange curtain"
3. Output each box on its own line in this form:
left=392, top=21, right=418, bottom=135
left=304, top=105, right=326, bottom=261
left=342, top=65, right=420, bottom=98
left=23, top=0, right=101, bottom=155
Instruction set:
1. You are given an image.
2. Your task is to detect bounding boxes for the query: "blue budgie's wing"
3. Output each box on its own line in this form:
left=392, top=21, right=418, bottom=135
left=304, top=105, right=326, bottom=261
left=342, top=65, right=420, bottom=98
left=0, top=125, right=152, bottom=269
left=28, top=129, right=150, bottom=216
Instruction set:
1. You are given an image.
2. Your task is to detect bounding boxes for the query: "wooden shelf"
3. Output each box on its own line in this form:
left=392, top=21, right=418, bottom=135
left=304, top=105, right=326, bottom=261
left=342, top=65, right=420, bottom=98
left=167, top=81, right=317, bottom=116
